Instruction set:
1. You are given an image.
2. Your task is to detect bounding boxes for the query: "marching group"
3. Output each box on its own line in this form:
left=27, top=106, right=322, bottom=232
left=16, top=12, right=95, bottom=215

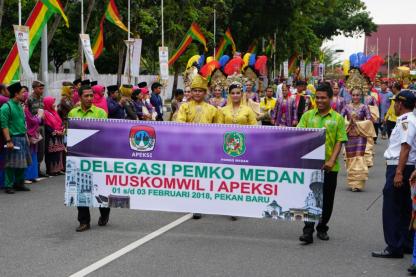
left=2, top=71, right=416, bottom=273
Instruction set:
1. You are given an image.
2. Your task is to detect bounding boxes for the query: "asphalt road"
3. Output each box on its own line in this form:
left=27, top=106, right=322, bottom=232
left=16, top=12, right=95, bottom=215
left=0, top=138, right=412, bottom=277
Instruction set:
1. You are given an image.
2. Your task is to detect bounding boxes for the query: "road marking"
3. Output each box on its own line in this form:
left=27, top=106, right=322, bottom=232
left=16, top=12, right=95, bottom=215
left=69, top=213, right=193, bottom=277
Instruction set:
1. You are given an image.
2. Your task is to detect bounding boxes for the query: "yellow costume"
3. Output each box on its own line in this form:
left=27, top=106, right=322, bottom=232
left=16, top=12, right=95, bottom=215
left=260, top=97, right=277, bottom=114
left=385, top=100, right=397, bottom=123
left=220, top=105, right=257, bottom=125
left=176, top=101, right=221, bottom=123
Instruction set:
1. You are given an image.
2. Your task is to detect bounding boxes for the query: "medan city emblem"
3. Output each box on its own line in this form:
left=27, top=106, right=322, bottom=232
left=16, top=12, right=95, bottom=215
left=223, top=131, right=246, bottom=157
left=129, top=125, right=156, bottom=152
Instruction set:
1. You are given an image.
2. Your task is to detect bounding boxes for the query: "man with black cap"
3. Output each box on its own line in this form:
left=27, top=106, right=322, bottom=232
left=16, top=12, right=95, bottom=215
left=28, top=80, right=47, bottom=178
left=372, top=90, right=416, bottom=258
left=68, top=84, right=110, bottom=232
left=150, top=82, right=164, bottom=121
left=0, top=82, right=32, bottom=194
left=106, top=85, right=125, bottom=119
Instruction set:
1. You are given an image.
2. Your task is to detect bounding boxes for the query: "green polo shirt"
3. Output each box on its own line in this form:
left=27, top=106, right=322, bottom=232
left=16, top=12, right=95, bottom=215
left=0, top=99, right=27, bottom=136
left=297, top=108, right=347, bottom=172
left=68, top=105, right=107, bottom=119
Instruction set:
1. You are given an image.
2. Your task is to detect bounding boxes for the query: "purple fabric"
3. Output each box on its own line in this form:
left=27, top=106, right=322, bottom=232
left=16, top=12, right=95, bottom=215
left=330, top=96, right=346, bottom=114
left=272, top=96, right=297, bottom=127
left=24, top=107, right=41, bottom=137
left=341, top=104, right=372, bottom=121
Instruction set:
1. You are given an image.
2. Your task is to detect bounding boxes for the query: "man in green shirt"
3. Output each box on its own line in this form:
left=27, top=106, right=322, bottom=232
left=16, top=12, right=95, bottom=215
left=68, top=85, right=109, bottom=232
left=1, top=82, right=32, bottom=194
left=297, top=82, right=348, bottom=244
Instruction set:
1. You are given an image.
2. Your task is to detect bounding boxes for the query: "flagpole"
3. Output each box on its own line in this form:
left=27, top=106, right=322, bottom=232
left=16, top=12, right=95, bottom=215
left=273, top=32, right=276, bottom=80
left=376, top=37, right=379, bottom=56
left=127, top=0, right=131, bottom=84
left=161, top=0, right=164, bottom=47
left=213, top=7, right=216, bottom=58
left=18, top=0, right=22, bottom=25
left=81, top=0, right=84, bottom=79
left=41, top=24, right=48, bottom=93
left=387, top=37, right=390, bottom=78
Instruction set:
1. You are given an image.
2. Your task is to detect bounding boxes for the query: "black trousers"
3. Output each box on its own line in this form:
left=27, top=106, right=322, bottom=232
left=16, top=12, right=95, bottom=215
left=303, top=171, right=338, bottom=234
left=77, top=207, right=110, bottom=225
left=382, top=165, right=414, bottom=254
left=386, top=121, right=396, bottom=138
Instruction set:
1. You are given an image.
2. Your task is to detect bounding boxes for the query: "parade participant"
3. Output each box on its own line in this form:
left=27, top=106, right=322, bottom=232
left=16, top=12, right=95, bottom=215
left=150, top=82, right=164, bottom=121
left=244, top=80, right=259, bottom=102
left=131, top=88, right=149, bottom=120
left=341, top=88, right=374, bottom=191
left=378, top=81, right=393, bottom=139
left=1, top=82, right=32, bottom=194
left=43, top=96, right=65, bottom=176
left=297, top=82, right=347, bottom=244
left=68, top=85, right=110, bottom=232
left=0, top=84, right=9, bottom=188
left=92, top=85, right=108, bottom=114
left=372, top=90, right=416, bottom=259
left=28, top=80, right=48, bottom=178
left=176, top=74, right=221, bottom=220
left=339, top=80, right=351, bottom=103
left=220, top=84, right=257, bottom=125
left=23, top=91, right=42, bottom=184
left=384, top=82, right=402, bottom=138
left=170, top=89, right=184, bottom=121
left=106, top=85, right=125, bottom=119
left=119, top=84, right=137, bottom=120
left=58, top=82, right=74, bottom=127
left=0, top=84, right=10, bottom=102
left=330, top=82, right=345, bottom=114
left=259, top=86, right=276, bottom=125
left=72, top=79, right=88, bottom=106
left=183, top=86, right=192, bottom=102
left=271, top=84, right=297, bottom=127
left=209, top=85, right=227, bottom=108
left=294, top=80, right=312, bottom=121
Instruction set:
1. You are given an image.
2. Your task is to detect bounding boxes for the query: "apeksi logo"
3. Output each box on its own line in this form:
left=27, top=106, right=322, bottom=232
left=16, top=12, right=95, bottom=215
left=223, top=131, right=246, bottom=157
left=129, top=126, right=156, bottom=152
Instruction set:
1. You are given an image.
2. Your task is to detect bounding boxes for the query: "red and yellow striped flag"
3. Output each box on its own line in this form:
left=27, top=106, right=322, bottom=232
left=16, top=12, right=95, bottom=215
left=215, top=28, right=236, bottom=60
left=0, top=0, right=68, bottom=84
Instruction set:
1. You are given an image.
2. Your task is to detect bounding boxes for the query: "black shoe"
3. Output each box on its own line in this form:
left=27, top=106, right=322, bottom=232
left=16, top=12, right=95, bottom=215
left=14, top=185, right=31, bottom=191
left=4, top=188, right=15, bottom=194
left=371, top=249, right=403, bottom=258
left=98, top=216, right=109, bottom=226
left=76, top=224, right=90, bottom=232
left=230, top=216, right=237, bottom=221
left=299, top=233, right=313, bottom=244
left=192, top=213, right=202, bottom=219
left=317, top=231, right=329, bottom=241
left=408, top=264, right=416, bottom=274
left=39, top=173, right=50, bottom=178
left=404, top=247, right=413, bottom=254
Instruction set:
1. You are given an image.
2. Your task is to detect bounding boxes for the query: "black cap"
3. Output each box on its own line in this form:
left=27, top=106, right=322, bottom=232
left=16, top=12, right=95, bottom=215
left=7, top=82, right=22, bottom=96
left=396, top=90, right=416, bottom=107
left=73, top=78, right=82, bottom=85
left=138, top=82, right=147, bottom=88
left=81, top=79, right=90, bottom=86
left=91, top=80, right=98, bottom=86
left=107, top=85, right=119, bottom=94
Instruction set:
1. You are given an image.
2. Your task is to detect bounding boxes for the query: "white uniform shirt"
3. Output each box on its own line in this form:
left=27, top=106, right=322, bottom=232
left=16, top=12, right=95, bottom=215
left=384, top=112, right=416, bottom=164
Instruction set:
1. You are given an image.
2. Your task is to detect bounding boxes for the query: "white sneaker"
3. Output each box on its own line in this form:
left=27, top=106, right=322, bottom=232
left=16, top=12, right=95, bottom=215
left=24, top=180, right=33, bottom=184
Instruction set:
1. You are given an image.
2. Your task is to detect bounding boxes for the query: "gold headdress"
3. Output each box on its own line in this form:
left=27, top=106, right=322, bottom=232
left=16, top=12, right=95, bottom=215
left=243, top=67, right=258, bottom=82
left=191, top=74, right=208, bottom=91
left=210, top=69, right=227, bottom=90
left=345, top=69, right=369, bottom=94
left=183, top=66, right=199, bottom=88
left=226, top=72, right=245, bottom=89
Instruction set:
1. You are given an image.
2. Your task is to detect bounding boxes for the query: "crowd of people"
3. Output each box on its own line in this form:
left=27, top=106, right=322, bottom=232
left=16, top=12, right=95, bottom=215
left=2, top=70, right=416, bottom=273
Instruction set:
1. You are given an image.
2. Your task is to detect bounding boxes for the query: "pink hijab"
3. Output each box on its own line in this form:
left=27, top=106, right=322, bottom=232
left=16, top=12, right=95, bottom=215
left=92, top=85, right=108, bottom=113
left=43, top=96, right=64, bottom=132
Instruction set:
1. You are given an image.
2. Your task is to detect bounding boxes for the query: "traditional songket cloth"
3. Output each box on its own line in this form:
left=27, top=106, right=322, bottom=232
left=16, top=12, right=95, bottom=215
left=176, top=100, right=221, bottom=123
left=92, top=85, right=108, bottom=114
left=341, top=104, right=375, bottom=190
left=271, top=96, right=297, bottom=127
left=331, top=96, right=345, bottom=114
left=0, top=98, right=31, bottom=188
left=24, top=103, right=41, bottom=181
left=43, top=96, right=65, bottom=175
left=209, top=97, right=227, bottom=108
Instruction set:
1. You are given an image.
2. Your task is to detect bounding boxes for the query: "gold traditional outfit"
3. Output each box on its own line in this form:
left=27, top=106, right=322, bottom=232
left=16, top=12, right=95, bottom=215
left=220, top=105, right=257, bottom=125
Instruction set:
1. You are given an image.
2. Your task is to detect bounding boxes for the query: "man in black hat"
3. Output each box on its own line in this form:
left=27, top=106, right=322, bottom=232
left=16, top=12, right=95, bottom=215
left=150, top=82, right=164, bottom=121
left=106, top=85, right=125, bottom=119
left=372, top=90, right=416, bottom=258
left=28, top=80, right=47, bottom=178
left=0, top=82, right=32, bottom=194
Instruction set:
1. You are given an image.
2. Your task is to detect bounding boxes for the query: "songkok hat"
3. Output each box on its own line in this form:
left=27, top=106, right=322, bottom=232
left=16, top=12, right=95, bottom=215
left=81, top=79, right=91, bottom=86
left=119, top=84, right=133, bottom=97
left=8, top=82, right=22, bottom=96
left=191, top=74, right=208, bottom=91
left=107, top=85, right=119, bottom=94
left=138, top=82, right=147, bottom=88
left=90, top=80, right=98, bottom=86
left=73, top=78, right=82, bottom=85
left=32, top=80, right=44, bottom=88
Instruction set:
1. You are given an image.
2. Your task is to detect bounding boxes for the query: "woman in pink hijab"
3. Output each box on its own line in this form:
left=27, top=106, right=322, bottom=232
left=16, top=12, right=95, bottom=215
left=92, top=85, right=108, bottom=114
left=43, top=96, right=65, bottom=176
